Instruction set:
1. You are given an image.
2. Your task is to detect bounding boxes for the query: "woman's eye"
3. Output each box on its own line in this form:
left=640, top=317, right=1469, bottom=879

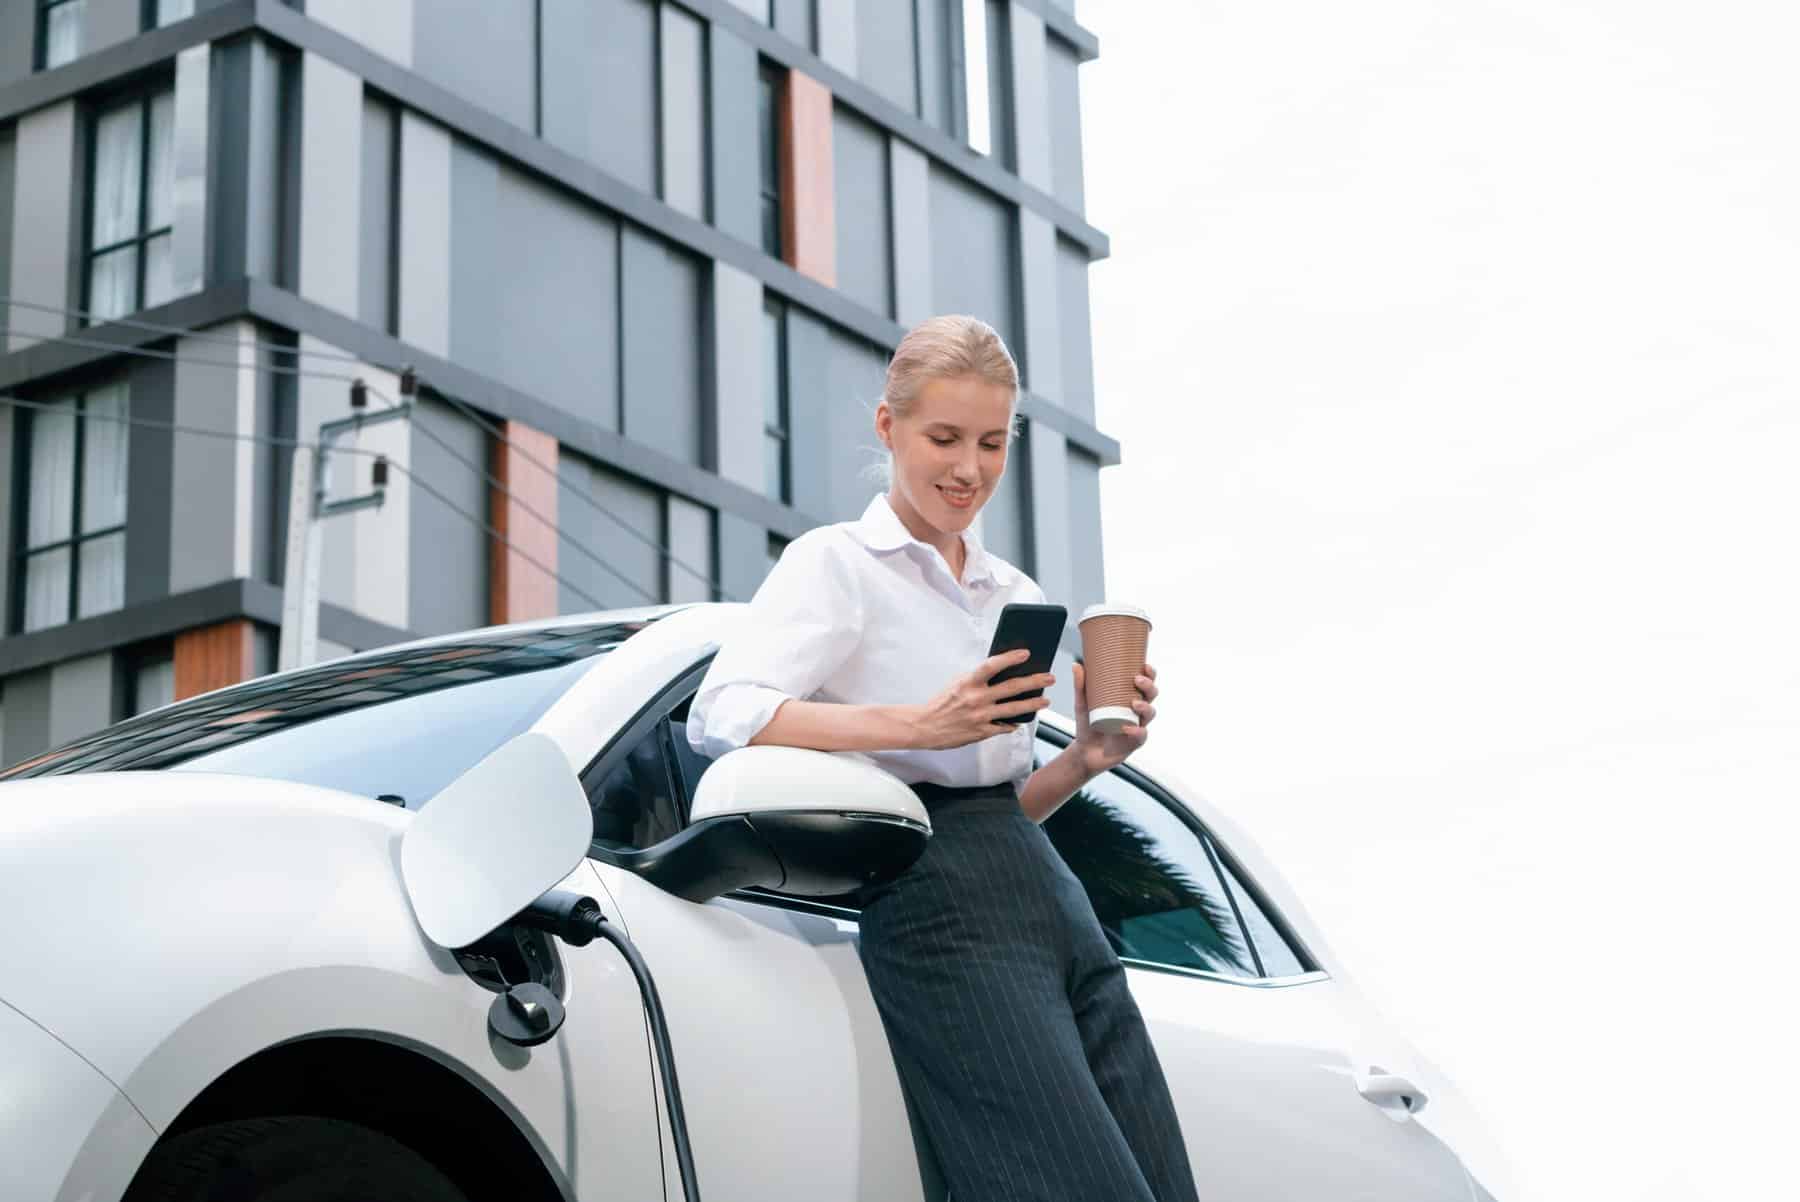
left=982, top=443, right=1003, bottom=452
left=930, top=437, right=954, bottom=446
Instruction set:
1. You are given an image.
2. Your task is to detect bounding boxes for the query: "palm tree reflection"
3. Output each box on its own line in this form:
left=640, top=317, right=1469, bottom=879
left=1042, top=786, right=1253, bottom=976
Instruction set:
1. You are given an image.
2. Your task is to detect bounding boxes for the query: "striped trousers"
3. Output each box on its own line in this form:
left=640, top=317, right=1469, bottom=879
left=856, top=782, right=1202, bottom=1202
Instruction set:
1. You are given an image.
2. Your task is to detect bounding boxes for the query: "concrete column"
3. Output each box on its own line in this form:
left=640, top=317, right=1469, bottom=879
left=780, top=70, right=836, bottom=287
left=889, top=139, right=932, bottom=328
left=489, top=421, right=559, bottom=623
left=171, top=44, right=210, bottom=300
left=297, top=52, right=362, bottom=318
left=169, top=323, right=259, bottom=592
left=7, top=102, right=75, bottom=351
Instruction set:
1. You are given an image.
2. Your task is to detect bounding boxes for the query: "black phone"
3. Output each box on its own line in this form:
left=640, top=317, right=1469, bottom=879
left=985, top=602, right=1068, bottom=725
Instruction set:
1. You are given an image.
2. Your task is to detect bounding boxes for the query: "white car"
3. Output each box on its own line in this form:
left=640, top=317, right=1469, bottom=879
left=0, top=603, right=1509, bottom=1202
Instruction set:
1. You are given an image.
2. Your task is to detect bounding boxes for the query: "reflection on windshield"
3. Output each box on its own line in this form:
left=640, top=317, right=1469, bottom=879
left=1, top=620, right=653, bottom=787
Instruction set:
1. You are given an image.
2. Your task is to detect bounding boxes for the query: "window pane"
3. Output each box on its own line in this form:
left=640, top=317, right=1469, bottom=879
left=80, top=384, right=129, bottom=531
left=23, top=548, right=71, bottom=632
left=88, top=245, right=139, bottom=321
left=44, top=0, right=84, bottom=69
left=26, top=401, right=77, bottom=547
left=1210, top=837, right=1308, bottom=978
left=156, top=0, right=195, bottom=26
left=146, top=89, right=175, bottom=231
left=133, top=656, right=175, bottom=717
left=590, top=726, right=684, bottom=849
left=76, top=531, right=125, bottom=619
left=92, top=103, right=144, bottom=250
left=762, top=301, right=782, bottom=429
left=961, top=0, right=992, bottom=155
left=1039, top=756, right=1257, bottom=978
left=142, top=232, right=174, bottom=309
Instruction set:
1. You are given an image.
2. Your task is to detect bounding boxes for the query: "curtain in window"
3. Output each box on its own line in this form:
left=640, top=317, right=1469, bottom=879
left=143, top=91, right=176, bottom=308
left=81, top=384, right=128, bottom=532
left=90, top=103, right=144, bottom=320
left=44, top=1, right=84, bottom=70
left=156, top=0, right=195, bottom=25
left=23, top=547, right=70, bottom=632
left=26, top=401, right=76, bottom=549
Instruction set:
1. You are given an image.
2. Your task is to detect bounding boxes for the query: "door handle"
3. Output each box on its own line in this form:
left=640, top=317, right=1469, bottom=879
left=1355, top=1066, right=1429, bottom=1116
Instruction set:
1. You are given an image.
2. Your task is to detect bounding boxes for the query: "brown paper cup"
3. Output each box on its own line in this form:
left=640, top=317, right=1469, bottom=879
left=1078, top=604, right=1152, bottom=734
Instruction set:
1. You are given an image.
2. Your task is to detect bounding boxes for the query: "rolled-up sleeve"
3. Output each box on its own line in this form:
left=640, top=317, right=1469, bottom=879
left=687, top=531, right=864, bottom=760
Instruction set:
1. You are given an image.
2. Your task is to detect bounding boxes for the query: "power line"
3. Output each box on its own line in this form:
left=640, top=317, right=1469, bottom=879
left=0, top=394, right=618, bottom=612
left=0, top=296, right=369, bottom=366
left=4, top=308, right=739, bottom=602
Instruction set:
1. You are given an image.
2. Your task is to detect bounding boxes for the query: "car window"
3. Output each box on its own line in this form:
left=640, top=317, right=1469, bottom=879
left=589, top=721, right=686, bottom=849
left=1207, top=834, right=1309, bottom=977
left=1, top=622, right=651, bottom=810
left=1037, top=743, right=1258, bottom=979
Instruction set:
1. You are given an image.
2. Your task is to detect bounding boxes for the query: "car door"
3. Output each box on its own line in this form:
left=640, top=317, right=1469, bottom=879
left=576, top=666, right=932, bottom=1202
left=1031, top=729, right=1472, bottom=1201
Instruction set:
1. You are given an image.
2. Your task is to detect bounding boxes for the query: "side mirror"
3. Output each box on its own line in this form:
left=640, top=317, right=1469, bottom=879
left=400, top=732, right=593, bottom=949
left=606, top=746, right=931, bottom=903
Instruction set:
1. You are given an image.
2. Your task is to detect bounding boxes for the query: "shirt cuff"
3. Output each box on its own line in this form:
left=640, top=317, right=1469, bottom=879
left=693, top=683, right=794, bottom=760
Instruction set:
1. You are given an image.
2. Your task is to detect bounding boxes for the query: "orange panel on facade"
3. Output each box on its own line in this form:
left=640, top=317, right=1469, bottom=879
left=489, top=420, right=560, bottom=624
left=780, top=69, right=836, bottom=287
left=173, top=620, right=257, bottom=701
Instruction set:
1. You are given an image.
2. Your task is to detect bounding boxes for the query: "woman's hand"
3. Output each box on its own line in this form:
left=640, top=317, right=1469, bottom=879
left=1071, top=660, right=1158, bottom=775
left=909, top=649, right=1055, bottom=750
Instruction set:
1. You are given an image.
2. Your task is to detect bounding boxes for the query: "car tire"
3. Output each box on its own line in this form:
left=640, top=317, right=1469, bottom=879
left=123, top=1115, right=470, bottom=1202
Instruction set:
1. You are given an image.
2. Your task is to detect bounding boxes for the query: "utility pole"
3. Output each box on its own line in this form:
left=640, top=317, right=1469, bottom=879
left=277, top=372, right=415, bottom=672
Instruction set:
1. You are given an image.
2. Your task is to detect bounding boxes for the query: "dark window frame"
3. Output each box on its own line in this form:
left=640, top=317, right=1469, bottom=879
left=9, top=388, right=129, bottom=634
left=762, top=294, right=791, bottom=505
left=756, top=59, right=784, bottom=260
left=37, top=0, right=84, bottom=71
left=83, top=80, right=176, bottom=324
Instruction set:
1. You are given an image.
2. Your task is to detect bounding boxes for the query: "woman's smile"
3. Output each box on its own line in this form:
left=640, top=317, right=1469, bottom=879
left=937, top=484, right=977, bottom=508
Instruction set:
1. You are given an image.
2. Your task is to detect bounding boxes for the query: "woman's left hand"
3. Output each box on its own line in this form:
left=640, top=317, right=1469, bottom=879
left=1071, top=660, right=1158, bottom=775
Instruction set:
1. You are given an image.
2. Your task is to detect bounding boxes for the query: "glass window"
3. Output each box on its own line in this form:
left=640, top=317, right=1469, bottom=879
left=87, top=87, right=175, bottom=322
left=15, top=382, right=129, bottom=633
left=1208, top=834, right=1309, bottom=978
left=130, top=651, right=176, bottom=717
left=761, top=296, right=790, bottom=504
left=0, top=622, right=656, bottom=798
left=589, top=722, right=686, bottom=850
left=40, top=0, right=84, bottom=70
left=757, top=61, right=783, bottom=259
left=1038, top=746, right=1258, bottom=978
left=155, top=0, right=195, bottom=26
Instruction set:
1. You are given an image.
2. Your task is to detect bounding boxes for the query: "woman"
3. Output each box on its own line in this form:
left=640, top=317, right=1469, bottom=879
left=687, top=315, right=1200, bottom=1202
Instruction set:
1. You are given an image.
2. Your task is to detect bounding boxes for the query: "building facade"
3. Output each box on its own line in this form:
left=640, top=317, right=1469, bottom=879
left=0, top=0, right=1113, bottom=768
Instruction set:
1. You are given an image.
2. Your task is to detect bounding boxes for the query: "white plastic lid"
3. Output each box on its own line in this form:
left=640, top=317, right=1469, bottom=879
left=1079, top=603, right=1151, bottom=627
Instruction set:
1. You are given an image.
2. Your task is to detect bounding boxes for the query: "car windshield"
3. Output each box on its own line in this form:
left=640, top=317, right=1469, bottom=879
left=0, top=619, right=655, bottom=808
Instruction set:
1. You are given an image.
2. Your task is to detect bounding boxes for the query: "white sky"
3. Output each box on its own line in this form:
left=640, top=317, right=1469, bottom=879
left=1078, top=3, right=1799, bottom=1199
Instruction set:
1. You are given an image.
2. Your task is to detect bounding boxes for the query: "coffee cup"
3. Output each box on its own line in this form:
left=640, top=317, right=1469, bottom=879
left=1078, top=604, right=1152, bottom=734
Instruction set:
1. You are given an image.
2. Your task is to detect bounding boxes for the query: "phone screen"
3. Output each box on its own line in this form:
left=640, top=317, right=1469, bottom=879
left=986, top=603, right=1067, bottom=725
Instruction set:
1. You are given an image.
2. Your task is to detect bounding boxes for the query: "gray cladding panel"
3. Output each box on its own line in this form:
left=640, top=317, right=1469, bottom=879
left=0, top=4, right=31, bottom=91
left=855, top=0, right=917, bottom=114
left=1, top=669, right=51, bottom=767
left=542, top=0, right=657, bottom=195
left=84, top=0, right=139, bottom=58
left=558, top=453, right=662, bottom=611
left=1047, top=35, right=1086, bottom=213
left=407, top=398, right=487, bottom=635
left=982, top=422, right=1032, bottom=574
left=915, top=0, right=955, bottom=134
left=928, top=165, right=1019, bottom=355
left=831, top=106, right=891, bottom=320
left=782, top=307, right=833, bottom=519
left=0, top=408, right=11, bottom=616
left=708, top=27, right=759, bottom=246
left=659, top=4, right=707, bottom=219
left=772, top=0, right=815, bottom=51
left=124, top=355, right=174, bottom=606
left=359, top=94, right=396, bottom=332
left=823, top=326, right=887, bottom=521
left=1056, top=235, right=1094, bottom=421
left=413, top=0, right=536, bottom=131
left=49, top=652, right=115, bottom=745
left=620, top=227, right=703, bottom=468
left=450, top=141, right=621, bottom=433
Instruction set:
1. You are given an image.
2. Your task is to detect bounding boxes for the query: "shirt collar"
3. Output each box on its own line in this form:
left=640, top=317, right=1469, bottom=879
left=849, top=493, right=1018, bottom=589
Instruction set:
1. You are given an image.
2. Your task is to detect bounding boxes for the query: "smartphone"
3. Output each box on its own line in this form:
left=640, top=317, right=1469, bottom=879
left=985, top=603, right=1068, bottom=725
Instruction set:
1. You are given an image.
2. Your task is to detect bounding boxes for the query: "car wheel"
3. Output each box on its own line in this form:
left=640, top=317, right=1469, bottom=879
left=123, top=1115, right=470, bottom=1202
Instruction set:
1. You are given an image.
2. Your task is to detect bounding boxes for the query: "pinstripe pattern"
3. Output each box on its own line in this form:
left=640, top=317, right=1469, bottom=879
left=857, top=786, right=1202, bottom=1201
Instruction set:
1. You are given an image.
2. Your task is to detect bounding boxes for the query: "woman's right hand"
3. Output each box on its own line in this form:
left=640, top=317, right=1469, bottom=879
left=909, top=649, right=1055, bottom=750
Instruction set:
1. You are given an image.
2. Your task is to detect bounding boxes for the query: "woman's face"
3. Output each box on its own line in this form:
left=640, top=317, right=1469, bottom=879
left=878, top=374, right=1015, bottom=536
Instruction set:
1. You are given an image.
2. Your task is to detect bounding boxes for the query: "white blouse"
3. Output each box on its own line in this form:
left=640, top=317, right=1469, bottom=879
left=687, top=492, right=1049, bottom=796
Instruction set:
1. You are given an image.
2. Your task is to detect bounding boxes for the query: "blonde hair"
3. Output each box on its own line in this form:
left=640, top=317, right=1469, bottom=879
left=861, top=315, right=1022, bottom=488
